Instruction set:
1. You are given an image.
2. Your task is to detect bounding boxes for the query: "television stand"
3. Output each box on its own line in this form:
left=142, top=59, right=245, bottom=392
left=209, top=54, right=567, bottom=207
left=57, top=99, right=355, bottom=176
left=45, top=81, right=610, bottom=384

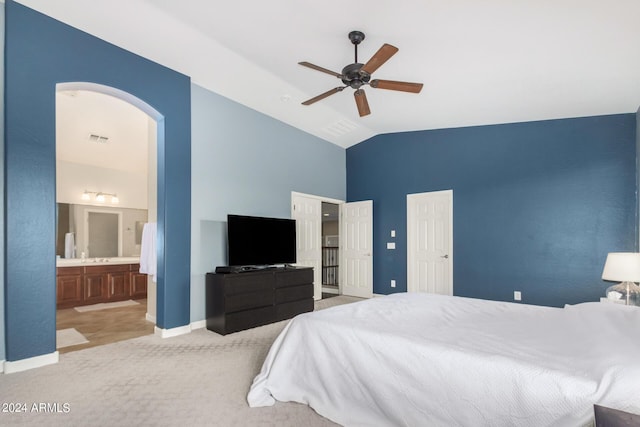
left=206, top=266, right=314, bottom=335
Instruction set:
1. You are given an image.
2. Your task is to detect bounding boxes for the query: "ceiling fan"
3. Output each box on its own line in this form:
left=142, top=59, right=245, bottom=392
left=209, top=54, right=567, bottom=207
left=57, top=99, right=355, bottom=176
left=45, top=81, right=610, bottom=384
left=299, top=31, right=423, bottom=117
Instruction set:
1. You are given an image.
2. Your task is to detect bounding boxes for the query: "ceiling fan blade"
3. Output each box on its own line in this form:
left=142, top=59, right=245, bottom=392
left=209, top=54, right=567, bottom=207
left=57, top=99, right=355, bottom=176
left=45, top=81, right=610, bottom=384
left=354, top=89, right=371, bottom=117
left=370, top=79, right=423, bottom=93
left=298, top=61, right=342, bottom=78
left=360, top=44, right=399, bottom=75
left=302, top=87, right=345, bottom=106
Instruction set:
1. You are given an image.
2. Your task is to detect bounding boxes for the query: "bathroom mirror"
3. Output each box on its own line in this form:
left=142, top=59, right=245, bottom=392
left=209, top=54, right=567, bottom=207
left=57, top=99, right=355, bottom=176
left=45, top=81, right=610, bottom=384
left=56, top=203, right=148, bottom=258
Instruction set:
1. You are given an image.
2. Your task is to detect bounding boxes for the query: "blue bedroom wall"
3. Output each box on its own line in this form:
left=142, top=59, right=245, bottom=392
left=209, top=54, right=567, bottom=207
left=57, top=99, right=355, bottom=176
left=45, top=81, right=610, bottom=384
left=347, top=114, right=637, bottom=307
left=190, top=83, right=345, bottom=322
left=0, top=2, right=5, bottom=363
left=637, top=107, right=640, bottom=249
left=4, top=1, right=191, bottom=361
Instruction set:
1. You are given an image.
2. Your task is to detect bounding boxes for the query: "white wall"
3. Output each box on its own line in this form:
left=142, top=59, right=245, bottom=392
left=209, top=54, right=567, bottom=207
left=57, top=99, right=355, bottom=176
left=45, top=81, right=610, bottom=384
left=56, top=160, right=148, bottom=210
left=147, top=115, right=158, bottom=321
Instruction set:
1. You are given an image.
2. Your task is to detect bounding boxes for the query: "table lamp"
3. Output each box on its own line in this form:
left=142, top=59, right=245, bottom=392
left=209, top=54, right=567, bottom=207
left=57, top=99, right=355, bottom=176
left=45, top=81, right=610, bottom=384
left=602, top=252, right=640, bottom=306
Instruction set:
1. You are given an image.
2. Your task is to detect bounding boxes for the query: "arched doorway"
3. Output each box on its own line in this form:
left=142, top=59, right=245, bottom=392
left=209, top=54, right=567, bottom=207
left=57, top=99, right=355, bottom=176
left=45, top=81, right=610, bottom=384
left=55, top=83, right=159, bottom=351
left=5, top=1, right=192, bottom=370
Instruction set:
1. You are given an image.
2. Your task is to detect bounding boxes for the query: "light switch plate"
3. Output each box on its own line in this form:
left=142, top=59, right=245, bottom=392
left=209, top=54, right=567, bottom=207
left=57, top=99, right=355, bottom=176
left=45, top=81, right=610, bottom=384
left=387, top=242, right=396, bottom=249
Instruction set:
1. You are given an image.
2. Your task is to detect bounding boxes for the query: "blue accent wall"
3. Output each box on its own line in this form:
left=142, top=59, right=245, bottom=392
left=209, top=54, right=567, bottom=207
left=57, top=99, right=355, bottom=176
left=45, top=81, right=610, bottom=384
left=4, top=1, right=191, bottom=361
left=347, top=114, right=637, bottom=307
left=0, top=2, right=5, bottom=362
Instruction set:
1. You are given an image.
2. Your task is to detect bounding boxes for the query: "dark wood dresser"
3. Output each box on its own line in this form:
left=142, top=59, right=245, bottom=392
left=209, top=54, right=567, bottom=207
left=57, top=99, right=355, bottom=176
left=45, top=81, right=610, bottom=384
left=206, top=266, right=314, bottom=335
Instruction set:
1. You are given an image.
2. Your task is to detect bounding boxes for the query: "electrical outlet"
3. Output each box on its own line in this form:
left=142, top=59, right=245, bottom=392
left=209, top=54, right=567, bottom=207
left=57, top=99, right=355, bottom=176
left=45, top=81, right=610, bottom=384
left=387, top=242, right=396, bottom=249
left=391, top=230, right=396, bottom=238
left=391, top=280, right=396, bottom=288
left=514, top=291, right=522, bottom=301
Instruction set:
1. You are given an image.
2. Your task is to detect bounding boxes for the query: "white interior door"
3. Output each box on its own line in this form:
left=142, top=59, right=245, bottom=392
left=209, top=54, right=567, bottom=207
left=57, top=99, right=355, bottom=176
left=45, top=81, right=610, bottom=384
left=341, top=200, right=373, bottom=298
left=407, top=190, right=453, bottom=294
left=292, top=194, right=322, bottom=300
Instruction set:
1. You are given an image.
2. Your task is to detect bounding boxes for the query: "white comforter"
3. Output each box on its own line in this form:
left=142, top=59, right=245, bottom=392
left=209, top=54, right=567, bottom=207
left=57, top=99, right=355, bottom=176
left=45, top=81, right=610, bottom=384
left=247, top=293, right=640, bottom=426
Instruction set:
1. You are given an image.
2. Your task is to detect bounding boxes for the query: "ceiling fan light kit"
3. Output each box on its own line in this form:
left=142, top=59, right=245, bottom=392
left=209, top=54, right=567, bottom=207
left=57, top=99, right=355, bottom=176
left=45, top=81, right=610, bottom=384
left=299, top=30, right=423, bottom=117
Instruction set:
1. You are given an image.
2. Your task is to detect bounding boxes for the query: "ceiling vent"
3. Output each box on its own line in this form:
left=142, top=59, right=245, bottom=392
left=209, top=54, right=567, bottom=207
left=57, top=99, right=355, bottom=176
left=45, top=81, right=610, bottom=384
left=88, top=134, right=109, bottom=143
left=323, top=119, right=358, bottom=137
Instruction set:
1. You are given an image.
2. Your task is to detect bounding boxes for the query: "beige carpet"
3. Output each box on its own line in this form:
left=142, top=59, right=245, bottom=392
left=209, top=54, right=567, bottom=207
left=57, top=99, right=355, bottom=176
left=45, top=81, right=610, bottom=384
left=55, top=328, right=89, bottom=349
left=1, top=296, right=360, bottom=426
left=74, top=299, right=140, bottom=312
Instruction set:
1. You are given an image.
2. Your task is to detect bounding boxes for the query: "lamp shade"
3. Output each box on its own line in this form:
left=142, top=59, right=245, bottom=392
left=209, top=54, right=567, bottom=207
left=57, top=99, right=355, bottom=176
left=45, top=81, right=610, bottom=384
left=602, top=252, right=640, bottom=282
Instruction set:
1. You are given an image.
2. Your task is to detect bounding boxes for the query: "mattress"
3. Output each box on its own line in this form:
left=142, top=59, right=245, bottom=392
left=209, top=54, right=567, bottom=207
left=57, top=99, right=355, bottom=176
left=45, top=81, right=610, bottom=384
left=248, top=293, right=640, bottom=426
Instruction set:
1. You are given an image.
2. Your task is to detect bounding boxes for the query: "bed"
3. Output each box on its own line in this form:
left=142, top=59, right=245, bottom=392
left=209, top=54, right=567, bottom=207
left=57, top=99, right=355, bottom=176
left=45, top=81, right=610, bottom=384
left=247, top=293, right=640, bottom=426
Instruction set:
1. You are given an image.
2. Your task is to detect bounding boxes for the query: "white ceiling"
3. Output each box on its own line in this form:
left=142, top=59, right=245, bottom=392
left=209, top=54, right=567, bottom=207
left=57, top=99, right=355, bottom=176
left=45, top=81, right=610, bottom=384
left=56, top=90, right=150, bottom=174
left=17, top=0, right=640, bottom=148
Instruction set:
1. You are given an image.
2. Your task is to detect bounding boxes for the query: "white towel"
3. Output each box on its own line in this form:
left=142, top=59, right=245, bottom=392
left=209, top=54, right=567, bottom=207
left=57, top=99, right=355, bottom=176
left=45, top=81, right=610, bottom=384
left=64, top=233, right=75, bottom=259
left=140, top=222, right=157, bottom=283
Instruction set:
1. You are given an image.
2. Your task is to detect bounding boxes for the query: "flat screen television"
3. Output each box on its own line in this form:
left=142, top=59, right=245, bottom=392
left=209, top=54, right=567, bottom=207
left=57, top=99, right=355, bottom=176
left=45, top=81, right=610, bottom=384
left=227, top=214, right=296, bottom=267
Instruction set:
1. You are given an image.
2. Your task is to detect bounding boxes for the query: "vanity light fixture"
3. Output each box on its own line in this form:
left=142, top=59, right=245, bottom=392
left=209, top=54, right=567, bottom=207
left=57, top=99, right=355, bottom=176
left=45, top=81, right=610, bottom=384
left=81, top=190, right=119, bottom=204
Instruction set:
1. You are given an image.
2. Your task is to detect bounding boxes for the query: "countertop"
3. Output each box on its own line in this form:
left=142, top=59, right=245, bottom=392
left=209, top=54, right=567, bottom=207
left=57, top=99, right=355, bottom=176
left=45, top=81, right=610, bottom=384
left=57, top=256, right=141, bottom=267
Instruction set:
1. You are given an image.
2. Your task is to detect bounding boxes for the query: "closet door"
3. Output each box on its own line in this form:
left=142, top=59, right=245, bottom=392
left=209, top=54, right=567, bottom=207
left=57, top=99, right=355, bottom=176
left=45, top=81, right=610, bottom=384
left=407, top=190, right=453, bottom=295
left=341, top=200, right=373, bottom=299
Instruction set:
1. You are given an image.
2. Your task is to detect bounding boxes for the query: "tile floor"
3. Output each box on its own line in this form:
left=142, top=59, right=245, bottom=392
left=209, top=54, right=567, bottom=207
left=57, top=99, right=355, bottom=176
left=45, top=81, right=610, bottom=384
left=56, top=299, right=154, bottom=354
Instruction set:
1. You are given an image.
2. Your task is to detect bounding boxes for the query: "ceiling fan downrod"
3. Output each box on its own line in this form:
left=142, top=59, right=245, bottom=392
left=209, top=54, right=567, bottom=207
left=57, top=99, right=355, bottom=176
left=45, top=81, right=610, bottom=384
left=348, top=30, right=365, bottom=63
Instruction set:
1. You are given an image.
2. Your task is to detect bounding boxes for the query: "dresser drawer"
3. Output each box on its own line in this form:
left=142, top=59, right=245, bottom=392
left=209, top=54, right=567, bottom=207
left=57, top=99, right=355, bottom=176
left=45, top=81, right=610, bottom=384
left=223, top=274, right=273, bottom=295
left=274, top=268, right=313, bottom=288
left=225, top=305, right=275, bottom=334
left=275, top=284, right=313, bottom=304
left=225, top=289, right=273, bottom=312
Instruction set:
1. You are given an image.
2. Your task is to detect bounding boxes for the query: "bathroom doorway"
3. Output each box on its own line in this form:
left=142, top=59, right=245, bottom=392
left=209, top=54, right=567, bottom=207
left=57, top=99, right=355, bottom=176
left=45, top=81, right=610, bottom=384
left=55, top=84, right=157, bottom=353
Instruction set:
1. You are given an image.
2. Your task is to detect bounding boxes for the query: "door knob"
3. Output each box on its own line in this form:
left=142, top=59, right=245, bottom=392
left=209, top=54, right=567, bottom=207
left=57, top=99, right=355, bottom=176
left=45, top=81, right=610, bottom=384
left=441, top=254, right=449, bottom=259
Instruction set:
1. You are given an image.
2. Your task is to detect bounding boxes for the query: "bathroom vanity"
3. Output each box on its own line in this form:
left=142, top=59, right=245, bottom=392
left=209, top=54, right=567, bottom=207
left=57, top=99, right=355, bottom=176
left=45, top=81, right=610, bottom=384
left=56, top=257, right=147, bottom=309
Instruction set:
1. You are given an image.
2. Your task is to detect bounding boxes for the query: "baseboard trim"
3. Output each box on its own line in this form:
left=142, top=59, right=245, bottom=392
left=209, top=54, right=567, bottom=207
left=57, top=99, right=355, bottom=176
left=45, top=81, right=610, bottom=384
left=190, top=320, right=206, bottom=330
left=4, top=351, right=59, bottom=374
left=0, top=359, right=4, bottom=373
left=154, top=324, right=191, bottom=339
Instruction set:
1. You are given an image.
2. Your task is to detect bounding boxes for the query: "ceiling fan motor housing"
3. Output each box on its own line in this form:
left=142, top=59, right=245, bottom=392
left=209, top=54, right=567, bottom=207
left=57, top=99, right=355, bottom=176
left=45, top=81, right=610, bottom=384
left=341, top=63, right=370, bottom=89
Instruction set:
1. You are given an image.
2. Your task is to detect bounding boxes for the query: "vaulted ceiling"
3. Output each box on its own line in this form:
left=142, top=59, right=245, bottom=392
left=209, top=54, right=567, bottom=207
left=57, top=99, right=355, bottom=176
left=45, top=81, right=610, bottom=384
left=17, top=0, right=640, bottom=148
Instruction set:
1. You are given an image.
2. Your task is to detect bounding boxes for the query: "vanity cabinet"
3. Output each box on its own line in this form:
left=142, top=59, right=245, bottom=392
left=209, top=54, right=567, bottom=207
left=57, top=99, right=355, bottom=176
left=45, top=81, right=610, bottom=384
left=56, top=267, right=83, bottom=308
left=130, top=269, right=148, bottom=299
left=103, top=264, right=130, bottom=299
left=83, top=269, right=109, bottom=304
left=57, top=263, right=147, bottom=309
